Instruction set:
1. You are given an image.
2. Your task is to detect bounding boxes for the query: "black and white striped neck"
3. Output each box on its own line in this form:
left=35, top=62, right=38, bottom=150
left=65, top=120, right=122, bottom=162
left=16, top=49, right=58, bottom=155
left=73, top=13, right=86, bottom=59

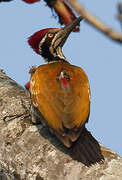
left=40, top=43, right=67, bottom=63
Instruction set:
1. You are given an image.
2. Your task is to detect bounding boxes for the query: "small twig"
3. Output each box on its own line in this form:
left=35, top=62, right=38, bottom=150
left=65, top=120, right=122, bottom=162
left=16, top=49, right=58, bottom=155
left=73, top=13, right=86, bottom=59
left=118, top=3, right=122, bottom=29
left=67, top=0, right=122, bottom=43
left=3, top=99, right=31, bottom=122
left=3, top=113, right=30, bottom=122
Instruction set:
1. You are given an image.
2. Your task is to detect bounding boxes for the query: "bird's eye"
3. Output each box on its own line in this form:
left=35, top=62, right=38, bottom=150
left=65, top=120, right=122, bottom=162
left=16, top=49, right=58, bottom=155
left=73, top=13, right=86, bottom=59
left=48, top=33, right=53, bottom=38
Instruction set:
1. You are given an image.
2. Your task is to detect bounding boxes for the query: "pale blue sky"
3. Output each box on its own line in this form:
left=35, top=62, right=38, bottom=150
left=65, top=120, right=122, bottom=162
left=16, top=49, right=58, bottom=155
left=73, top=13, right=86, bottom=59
left=0, top=0, right=122, bottom=156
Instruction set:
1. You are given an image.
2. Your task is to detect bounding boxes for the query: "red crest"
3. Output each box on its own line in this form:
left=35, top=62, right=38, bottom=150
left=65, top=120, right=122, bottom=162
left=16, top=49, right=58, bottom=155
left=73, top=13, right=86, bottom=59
left=28, top=28, right=54, bottom=55
left=22, top=0, right=40, bottom=4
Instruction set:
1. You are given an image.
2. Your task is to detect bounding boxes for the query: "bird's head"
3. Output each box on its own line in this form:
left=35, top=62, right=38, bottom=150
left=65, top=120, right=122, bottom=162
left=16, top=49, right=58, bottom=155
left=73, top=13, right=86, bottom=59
left=28, top=16, right=83, bottom=63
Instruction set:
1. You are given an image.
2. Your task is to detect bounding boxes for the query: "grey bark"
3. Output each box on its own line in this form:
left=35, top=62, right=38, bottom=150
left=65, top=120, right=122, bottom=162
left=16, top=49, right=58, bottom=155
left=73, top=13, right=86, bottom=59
left=0, top=69, right=122, bottom=180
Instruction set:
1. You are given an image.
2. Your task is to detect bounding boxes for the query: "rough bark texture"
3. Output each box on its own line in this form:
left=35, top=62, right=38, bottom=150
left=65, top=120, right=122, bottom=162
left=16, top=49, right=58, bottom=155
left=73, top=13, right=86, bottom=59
left=0, top=69, right=122, bottom=180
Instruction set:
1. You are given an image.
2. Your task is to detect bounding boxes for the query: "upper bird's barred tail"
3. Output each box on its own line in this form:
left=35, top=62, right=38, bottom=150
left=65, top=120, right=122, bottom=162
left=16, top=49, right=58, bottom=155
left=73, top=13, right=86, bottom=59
left=69, top=127, right=104, bottom=166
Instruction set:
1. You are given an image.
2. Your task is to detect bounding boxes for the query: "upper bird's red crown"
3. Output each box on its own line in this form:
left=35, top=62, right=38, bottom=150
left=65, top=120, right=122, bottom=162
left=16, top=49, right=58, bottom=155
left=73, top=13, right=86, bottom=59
left=28, top=28, right=57, bottom=55
left=22, top=0, right=40, bottom=4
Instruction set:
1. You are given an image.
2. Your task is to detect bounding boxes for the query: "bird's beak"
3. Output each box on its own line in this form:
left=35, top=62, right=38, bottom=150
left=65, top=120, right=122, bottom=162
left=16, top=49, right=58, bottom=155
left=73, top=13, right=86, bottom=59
left=53, top=16, right=83, bottom=49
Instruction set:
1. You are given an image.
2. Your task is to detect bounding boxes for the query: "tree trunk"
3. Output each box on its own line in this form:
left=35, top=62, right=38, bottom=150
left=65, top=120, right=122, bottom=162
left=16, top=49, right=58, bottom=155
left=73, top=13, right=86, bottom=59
left=0, top=69, right=122, bottom=180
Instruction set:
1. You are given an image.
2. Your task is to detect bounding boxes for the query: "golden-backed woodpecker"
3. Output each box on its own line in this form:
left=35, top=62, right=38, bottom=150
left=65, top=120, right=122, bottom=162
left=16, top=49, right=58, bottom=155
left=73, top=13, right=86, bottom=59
left=28, top=16, right=104, bottom=166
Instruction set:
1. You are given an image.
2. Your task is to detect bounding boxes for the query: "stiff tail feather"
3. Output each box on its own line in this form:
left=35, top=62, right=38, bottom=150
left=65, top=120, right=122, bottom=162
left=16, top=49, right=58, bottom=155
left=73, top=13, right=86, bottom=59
left=69, top=127, right=104, bottom=166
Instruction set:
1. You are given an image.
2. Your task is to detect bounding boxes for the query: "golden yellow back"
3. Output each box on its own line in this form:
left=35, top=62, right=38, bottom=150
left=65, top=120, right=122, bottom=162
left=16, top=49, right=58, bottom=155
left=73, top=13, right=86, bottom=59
left=30, top=62, right=90, bottom=133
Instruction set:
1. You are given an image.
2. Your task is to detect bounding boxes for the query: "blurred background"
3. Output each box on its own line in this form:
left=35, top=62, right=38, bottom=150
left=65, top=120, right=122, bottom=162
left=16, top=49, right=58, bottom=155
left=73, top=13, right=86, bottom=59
left=0, top=0, right=122, bottom=156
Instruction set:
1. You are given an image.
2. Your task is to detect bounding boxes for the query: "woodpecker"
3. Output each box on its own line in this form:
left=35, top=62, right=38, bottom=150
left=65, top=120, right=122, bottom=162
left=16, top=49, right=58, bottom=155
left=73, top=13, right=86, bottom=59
left=28, top=16, right=104, bottom=166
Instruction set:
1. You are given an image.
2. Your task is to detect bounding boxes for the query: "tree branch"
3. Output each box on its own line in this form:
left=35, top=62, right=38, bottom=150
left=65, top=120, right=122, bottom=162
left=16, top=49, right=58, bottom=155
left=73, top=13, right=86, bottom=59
left=0, top=70, right=122, bottom=179
left=67, top=0, right=122, bottom=43
left=118, top=3, right=122, bottom=29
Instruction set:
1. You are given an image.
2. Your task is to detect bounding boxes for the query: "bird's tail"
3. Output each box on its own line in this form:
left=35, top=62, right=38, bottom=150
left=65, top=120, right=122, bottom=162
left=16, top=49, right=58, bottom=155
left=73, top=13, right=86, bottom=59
left=69, top=127, right=104, bottom=166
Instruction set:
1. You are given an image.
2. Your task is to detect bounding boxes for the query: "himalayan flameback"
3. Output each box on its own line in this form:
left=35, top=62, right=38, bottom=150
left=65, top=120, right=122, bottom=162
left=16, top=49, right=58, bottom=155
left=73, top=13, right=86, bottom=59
left=28, top=16, right=104, bottom=166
